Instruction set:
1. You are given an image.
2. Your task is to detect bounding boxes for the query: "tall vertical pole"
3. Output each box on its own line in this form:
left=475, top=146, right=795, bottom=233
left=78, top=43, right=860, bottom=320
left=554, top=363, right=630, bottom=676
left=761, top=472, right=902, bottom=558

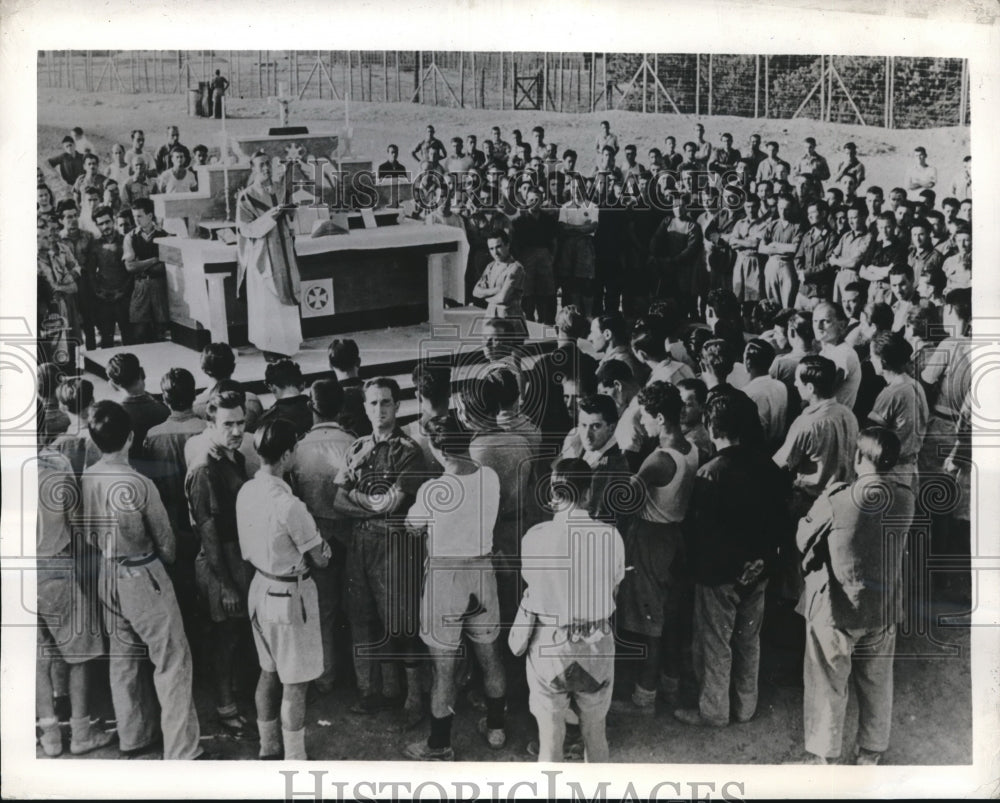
left=754, top=55, right=760, bottom=118
left=258, top=51, right=263, bottom=97
left=471, top=52, right=476, bottom=108
left=707, top=53, right=713, bottom=116
left=819, top=55, right=825, bottom=121
left=459, top=52, right=465, bottom=108
left=559, top=52, right=564, bottom=113
left=654, top=54, right=659, bottom=114
left=642, top=54, right=648, bottom=113
left=959, top=58, right=969, bottom=125
left=695, top=54, right=700, bottom=116
left=603, top=53, right=608, bottom=110
left=888, top=56, right=895, bottom=129
left=543, top=52, right=548, bottom=112
left=828, top=55, right=835, bottom=121
left=395, top=52, right=401, bottom=103
left=500, top=52, right=505, bottom=111
left=432, top=52, right=438, bottom=106
left=764, top=55, right=769, bottom=118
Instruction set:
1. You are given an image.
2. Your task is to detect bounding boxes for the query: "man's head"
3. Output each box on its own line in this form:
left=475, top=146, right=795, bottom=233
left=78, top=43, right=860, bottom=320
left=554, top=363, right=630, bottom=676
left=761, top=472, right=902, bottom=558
left=869, top=330, right=913, bottom=377
left=328, top=338, right=361, bottom=375
left=842, top=282, right=866, bottom=320
left=264, top=359, right=304, bottom=394
left=700, top=339, right=734, bottom=383
left=131, top=197, right=156, bottom=232
left=425, top=412, right=472, bottom=461
left=412, top=362, right=452, bottom=415
left=200, top=342, right=237, bottom=381
left=953, top=222, right=971, bottom=256
left=450, top=136, right=463, bottom=156
left=309, top=378, right=344, bottom=423
left=387, top=144, right=399, bottom=161
left=943, top=287, right=972, bottom=335
left=749, top=133, right=762, bottom=150
left=254, top=418, right=298, bottom=468
left=106, top=352, right=144, bottom=394
left=83, top=152, right=99, bottom=174
left=596, top=359, right=638, bottom=413
left=636, top=380, right=682, bottom=439
left=56, top=377, right=94, bottom=419
left=57, top=199, right=80, bottom=233
left=765, top=141, right=779, bottom=158
left=250, top=151, right=272, bottom=184
left=806, top=200, right=826, bottom=228
left=93, top=206, right=115, bottom=240
left=624, top=144, right=637, bottom=165
left=169, top=148, right=186, bottom=170
left=703, top=391, right=743, bottom=445
left=794, top=355, right=837, bottom=403
left=804, top=136, right=817, bottom=154
left=744, top=338, right=776, bottom=377
left=914, top=146, right=927, bottom=166
left=588, top=312, right=628, bottom=354
left=160, top=368, right=197, bottom=413
left=481, top=317, right=520, bottom=362
left=576, top=394, right=618, bottom=453
left=941, top=196, right=960, bottom=223
left=363, top=377, right=401, bottom=431
left=812, top=302, right=846, bottom=346
left=847, top=205, right=866, bottom=234
left=855, top=426, right=901, bottom=475
left=166, top=125, right=180, bottom=144
left=132, top=156, right=148, bottom=181
left=549, top=457, right=592, bottom=511
left=130, top=129, right=145, bottom=148
left=115, top=209, right=134, bottom=236
left=889, top=264, right=915, bottom=303
left=61, top=135, right=76, bottom=155
left=206, top=389, right=247, bottom=450
left=630, top=316, right=669, bottom=365
left=487, top=230, right=511, bottom=263
left=787, top=310, right=815, bottom=352
left=676, top=377, right=707, bottom=429
left=88, top=400, right=133, bottom=455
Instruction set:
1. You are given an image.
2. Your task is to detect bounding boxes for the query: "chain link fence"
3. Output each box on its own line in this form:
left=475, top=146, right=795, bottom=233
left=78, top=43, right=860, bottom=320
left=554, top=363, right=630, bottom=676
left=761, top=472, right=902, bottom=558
left=39, top=51, right=970, bottom=129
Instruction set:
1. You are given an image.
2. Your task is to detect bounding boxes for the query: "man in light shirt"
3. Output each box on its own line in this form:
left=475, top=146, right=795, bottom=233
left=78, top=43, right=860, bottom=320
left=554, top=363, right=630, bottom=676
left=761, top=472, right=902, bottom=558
left=813, top=302, right=862, bottom=410
left=596, top=359, right=649, bottom=473
left=741, top=338, right=789, bottom=451
left=905, top=146, right=937, bottom=191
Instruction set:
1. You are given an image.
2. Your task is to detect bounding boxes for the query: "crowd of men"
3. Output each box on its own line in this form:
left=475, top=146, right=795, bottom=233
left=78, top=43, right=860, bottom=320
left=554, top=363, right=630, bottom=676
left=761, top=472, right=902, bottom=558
left=36, top=119, right=973, bottom=764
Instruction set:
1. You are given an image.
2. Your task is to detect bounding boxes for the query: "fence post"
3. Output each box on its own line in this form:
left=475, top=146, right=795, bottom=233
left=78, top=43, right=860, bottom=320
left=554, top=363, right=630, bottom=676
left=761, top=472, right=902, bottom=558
left=707, top=53, right=713, bottom=116
left=471, top=52, right=476, bottom=108
left=887, top=56, right=894, bottom=129
left=754, top=55, right=760, bottom=118
left=695, top=54, right=700, bottom=116
left=654, top=54, right=659, bottom=114
left=959, top=58, right=969, bottom=125
left=764, top=55, right=769, bottom=118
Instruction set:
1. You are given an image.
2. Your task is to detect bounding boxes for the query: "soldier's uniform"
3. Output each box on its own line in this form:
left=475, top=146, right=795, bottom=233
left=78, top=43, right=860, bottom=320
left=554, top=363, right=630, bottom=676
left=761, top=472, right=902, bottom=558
left=336, top=429, right=426, bottom=697
left=796, top=473, right=915, bottom=762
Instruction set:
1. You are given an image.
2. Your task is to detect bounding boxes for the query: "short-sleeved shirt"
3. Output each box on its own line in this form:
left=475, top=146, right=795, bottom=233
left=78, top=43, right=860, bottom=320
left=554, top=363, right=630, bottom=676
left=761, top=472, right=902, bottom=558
left=820, top=341, right=862, bottom=410
left=476, top=259, right=525, bottom=319
left=407, top=467, right=500, bottom=558
left=336, top=428, right=425, bottom=531
left=743, top=375, right=790, bottom=446
left=764, top=220, right=804, bottom=265
left=120, top=392, right=170, bottom=460
left=237, top=472, right=323, bottom=576
left=614, top=395, right=647, bottom=455
left=185, top=445, right=248, bottom=545
left=868, top=376, right=929, bottom=463
left=37, top=448, right=76, bottom=557
left=905, top=164, right=937, bottom=189
left=773, top=397, right=859, bottom=498
left=289, top=422, right=355, bottom=522
left=157, top=169, right=198, bottom=194
left=908, top=246, right=944, bottom=280
left=143, top=410, right=207, bottom=533
left=48, top=151, right=85, bottom=186
left=82, top=455, right=175, bottom=561
left=920, top=336, right=971, bottom=419
left=521, top=510, right=625, bottom=624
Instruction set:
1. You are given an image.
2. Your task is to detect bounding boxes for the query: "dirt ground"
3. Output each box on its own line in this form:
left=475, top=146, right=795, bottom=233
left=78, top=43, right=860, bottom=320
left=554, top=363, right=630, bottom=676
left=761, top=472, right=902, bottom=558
left=34, top=87, right=973, bottom=766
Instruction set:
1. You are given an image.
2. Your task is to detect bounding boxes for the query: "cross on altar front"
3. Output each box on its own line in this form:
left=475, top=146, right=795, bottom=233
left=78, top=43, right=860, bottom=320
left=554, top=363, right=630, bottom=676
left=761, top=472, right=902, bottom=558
left=269, top=82, right=294, bottom=128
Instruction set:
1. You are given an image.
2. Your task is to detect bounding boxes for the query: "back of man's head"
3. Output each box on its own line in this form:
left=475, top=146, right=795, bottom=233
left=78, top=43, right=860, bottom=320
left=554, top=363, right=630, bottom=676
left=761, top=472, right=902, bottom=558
left=88, top=400, right=132, bottom=454
left=264, top=359, right=303, bottom=391
left=309, top=378, right=344, bottom=421
left=107, top=352, right=143, bottom=391
left=160, top=368, right=196, bottom=412
left=328, top=338, right=361, bottom=373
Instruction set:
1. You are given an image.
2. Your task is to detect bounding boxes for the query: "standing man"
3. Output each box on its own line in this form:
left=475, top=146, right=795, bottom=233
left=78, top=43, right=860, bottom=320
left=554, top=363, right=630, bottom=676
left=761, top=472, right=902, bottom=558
left=674, top=393, right=787, bottom=728
left=648, top=192, right=703, bottom=320
left=211, top=69, right=230, bottom=119
left=72, top=153, right=106, bottom=207
left=793, top=138, right=831, bottom=206
left=512, top=186, right=558, bottom=325
left=55, top=200, right=96, bottom=352
left=829, top=205, right=874, bottom=305
left=123, top=198, right=169, bottom=343
left=288, top=379, right=356, bottom=693
left=238, top=419, right=331, bottom=760
left=756, top=141, right=790, bottom=185
left=813, top=302, right=862, bottom=410
left=515, top=458, right=625, bottom=763
left=588, top=311, right=647, bottom=382
left=185, top=390, right=252, bottom=738
left=760, top=194, right=804, bottom=309
left=403, top=414, right=508, bottom=760
left=333, top=378, right=426, bottom=718
left=236, top=151, right=303, bottom=358
left=411, top=125, right=447, bottom=165
left=154, top=125, right=191, bottom=173
left=834, top=142, right=866, bottom=196
left=47, top=135, right=86, bottom=191
left=905, top=146, right=937, bottom=191
left=87, top=205, right=131, bottom=347
left=377, top=144, right=408, bottom=180
left=82, top=401, right=204, bottom=759
left=596, top=359, right=649, bottom=473
left=473, top=230, right=525, bottom=320
left=795, top=200, right=837, bottom=309
left=556, top=178, right=599, bottom=312
left=595, top=120, right=619, bottom=164
left=796, top=428, right=915, bottom=765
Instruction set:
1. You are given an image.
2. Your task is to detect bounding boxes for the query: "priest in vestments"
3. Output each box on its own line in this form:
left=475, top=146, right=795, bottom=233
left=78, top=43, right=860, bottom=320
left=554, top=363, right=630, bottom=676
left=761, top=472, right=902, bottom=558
left=236, top=151, right=303, bottom=358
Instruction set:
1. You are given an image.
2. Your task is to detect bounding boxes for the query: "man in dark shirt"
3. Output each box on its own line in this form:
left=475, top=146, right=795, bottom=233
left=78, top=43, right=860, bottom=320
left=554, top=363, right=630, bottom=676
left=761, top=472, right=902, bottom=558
left=674, top=392, right=788, bottom=728
left=328, top=338, right=372, bottom=438
left=185, top=389, right=251, bottom=737
left=106, top=352, right=169, bottom=465
left=411, top=125, right=446, bottom=165
left=377, top=144, right=408, bottom=180
left=256, top=359, right=312, bottom=438
left=87, top=205, right=132, bottom=347
left=123, top=198, right=169, bottom=343
left=512, top=186, right=558, bottom=325
left=47, top=135, right=85, bottom=189
left=56, top=200, right=96, bottom=351
left=154, top=125, right=191, bottom=173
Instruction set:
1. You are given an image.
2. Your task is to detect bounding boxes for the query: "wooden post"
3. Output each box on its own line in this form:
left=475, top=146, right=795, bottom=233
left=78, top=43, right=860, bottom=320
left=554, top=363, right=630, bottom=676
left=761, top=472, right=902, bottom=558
left=577, top=59, right=581, bottom=110
left=603, top=53, right=608, bottom=109
left=819, top=55, right=824, bottom=121
left=707, top=53, right=713, bottom=116
left=348, top=51, right=354, bottom=105
left=471, top=52, right=476, bottom=108
left=396, top=51, right=401, bottom=103
left=695, top=54, right=700, bottom=116
left=459, top=52, right=465, bottom=108
left=828, top=55, right=835, bottom=121
left=642, top=54, right=648, bottom=113
left=558, top=52, right=564, bottom=113
left=417, top=51, right=423, bottom=103
left=542, top=52, right=548, bottom=111
left=500, top=53, right=505, bottom=111
left=764, top=55, right=769, bottom=118
left=258, top=51, right=263, bottom=97
left=754, top=55, right=760, bottom=118
left=383, top=51, right=388, bottom=102
left=654, top=54, right=659, bottom=113
left=143, top=54, right=150, bottom=93
left=432, top=52, right=438, bottom=105
left=887, top=56, right=894, bottom=129
left=959, top=58, right=968, bottom=125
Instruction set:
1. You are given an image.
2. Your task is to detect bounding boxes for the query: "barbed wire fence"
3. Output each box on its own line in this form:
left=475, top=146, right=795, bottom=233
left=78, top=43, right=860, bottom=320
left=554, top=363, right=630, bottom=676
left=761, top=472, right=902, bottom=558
left=39, top=51, right=970, bottom=129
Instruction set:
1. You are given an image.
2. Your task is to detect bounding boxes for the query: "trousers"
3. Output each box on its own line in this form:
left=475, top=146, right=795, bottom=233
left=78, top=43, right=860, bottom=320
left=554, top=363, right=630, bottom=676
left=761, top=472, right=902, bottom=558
left=100, top=558, right=201, bottom=758
left=803, top=619, right=896, bottom=759
left=692, top=579, right=767, bottom=726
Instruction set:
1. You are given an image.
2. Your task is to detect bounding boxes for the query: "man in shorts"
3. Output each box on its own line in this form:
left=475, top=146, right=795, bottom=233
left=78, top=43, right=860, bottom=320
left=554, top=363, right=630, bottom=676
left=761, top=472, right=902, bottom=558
left=238, top=419, right=331, bottom=760
left=515, top=458, right=625, bottom=762
left=185, top=389, right=251, bottom=738
left=403, top=414, right=508, bottom=760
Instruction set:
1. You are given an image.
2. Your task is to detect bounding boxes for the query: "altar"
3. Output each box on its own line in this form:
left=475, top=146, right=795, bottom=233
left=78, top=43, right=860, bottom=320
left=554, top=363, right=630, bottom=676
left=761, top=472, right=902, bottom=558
left=158, top=221, right=469, bottom=349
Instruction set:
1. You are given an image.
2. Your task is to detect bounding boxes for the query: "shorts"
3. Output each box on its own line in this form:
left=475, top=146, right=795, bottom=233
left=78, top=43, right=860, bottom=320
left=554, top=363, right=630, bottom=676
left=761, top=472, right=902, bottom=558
left=36, top=561, right=104, bottom=663
left=615, top=519, right=684, bottom=637
left=249, top=571, right=324, bottom=684
left=194, top=545, right=251, bottom=623
left=526, top=626, right=615, bottom=717
left=556, top=236, right=596, bottom=281
left=420, top=555, right=500, bottom=651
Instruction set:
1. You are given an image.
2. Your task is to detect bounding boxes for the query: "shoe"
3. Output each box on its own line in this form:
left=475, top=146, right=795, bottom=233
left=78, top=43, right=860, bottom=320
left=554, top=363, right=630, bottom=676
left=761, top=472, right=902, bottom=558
left=673, top=708, right=726, bottom=727
left=70, top=729, right=116, bottom=755
left=39, top=722, right=63, bottom=757
left=350, top=693, right=402, bottom=715
left=194, top=750, right=218, bottom=760
left=477, top=716, right=506, bottom=750
left=120, top=736, right=163, bottom=759
left=526, top=738, right=585, bottom=760
left=218, top=712, right=250, bottom=739
left=314, top=677, right=336, bottom=695
left=403, top=739, right=455, bottom=761
left=785, top=752, right=828, bottom=764
left=658, top=674, right=680, bottom=704
left=855, top=747, right=883, bottom=765
left=609, top=685, right=657, bottom=717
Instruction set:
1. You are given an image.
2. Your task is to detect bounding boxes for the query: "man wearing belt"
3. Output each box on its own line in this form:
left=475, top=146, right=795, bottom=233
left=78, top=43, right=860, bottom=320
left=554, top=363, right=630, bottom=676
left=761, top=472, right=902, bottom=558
left=288, top=379, right=356, bottom=694
left=185, top=389, right=251, bottom=738
left=123, top=198, right=169, bottom=343
left=237, top=419, right=331, bottom=761
left=81, top=400, right=203, bottom=759
left=514, top=458, right=625, bottom=762
left=333, top=378, right=427, bottom=719
left=760, top=193, right=804, bottom=309
left=473, top=230, right=525, bottom=320
left=795, top=427, right=915, bottom=765
left=36, top=407, right=116, bottom=757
